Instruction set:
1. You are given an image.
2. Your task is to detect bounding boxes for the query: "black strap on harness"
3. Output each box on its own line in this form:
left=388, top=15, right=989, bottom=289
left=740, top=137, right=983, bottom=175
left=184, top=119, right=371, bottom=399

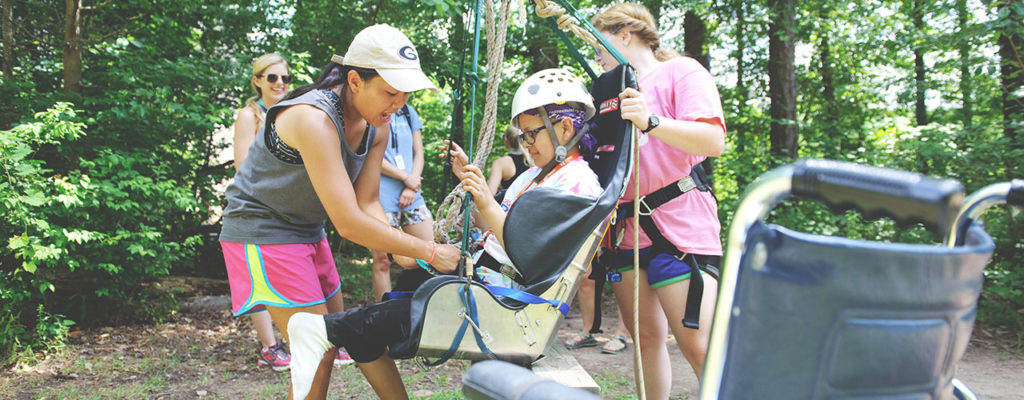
left=614, top=165, right=717, bottom=330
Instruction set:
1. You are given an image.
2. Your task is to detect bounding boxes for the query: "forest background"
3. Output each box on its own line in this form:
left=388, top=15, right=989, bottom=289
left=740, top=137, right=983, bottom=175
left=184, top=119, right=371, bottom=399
left=1, top=0, right=1023, bottom=365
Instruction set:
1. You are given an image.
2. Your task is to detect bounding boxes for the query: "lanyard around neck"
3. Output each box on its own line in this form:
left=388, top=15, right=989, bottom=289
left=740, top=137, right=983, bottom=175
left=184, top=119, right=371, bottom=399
left=514, top=153, right=581, bottom=200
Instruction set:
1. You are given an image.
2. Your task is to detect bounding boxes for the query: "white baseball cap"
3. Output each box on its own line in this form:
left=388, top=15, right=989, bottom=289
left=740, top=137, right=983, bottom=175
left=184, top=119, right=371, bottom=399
left=331, top=24, right=437, bottom=93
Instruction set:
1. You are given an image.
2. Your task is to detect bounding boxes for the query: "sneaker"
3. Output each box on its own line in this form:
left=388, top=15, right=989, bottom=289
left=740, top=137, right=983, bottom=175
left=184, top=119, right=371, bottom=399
left=334, top=349, right=355, bottom=366
left=257, top=341, right=291, bottom=371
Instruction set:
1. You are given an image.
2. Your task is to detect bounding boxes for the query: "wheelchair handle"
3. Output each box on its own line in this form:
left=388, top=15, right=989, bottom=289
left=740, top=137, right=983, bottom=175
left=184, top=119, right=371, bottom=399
left=946, top=179, right=1024, bottom=247
left=1009, top=179, right=1024, bottom=207
left=791, top=159, right=964, bottom=233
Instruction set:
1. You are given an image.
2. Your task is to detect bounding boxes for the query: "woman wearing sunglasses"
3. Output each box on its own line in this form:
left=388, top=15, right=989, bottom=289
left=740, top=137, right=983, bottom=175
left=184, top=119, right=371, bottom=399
left=284, top=68, right=602, bottom=400
left=234, top=53, right=292, bottom=169
left=219, top=25, right=461, bottom=400
left=228, top=53, right=297, bottom=372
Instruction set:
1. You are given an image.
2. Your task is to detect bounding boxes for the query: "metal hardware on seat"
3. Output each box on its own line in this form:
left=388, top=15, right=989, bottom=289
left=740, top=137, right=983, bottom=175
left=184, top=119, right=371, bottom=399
left=515, top=310, right=537, bottom=346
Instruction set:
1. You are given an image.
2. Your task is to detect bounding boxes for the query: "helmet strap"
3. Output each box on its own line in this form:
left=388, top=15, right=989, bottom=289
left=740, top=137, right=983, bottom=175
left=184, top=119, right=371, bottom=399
left=532, top=106, right=585, bottom=183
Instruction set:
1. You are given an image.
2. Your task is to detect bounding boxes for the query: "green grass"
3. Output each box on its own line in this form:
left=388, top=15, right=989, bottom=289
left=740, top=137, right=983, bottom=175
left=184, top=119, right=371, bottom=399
left=416, top=388, right=466, bottom=399
left=594, top=370, right=635, bottom=400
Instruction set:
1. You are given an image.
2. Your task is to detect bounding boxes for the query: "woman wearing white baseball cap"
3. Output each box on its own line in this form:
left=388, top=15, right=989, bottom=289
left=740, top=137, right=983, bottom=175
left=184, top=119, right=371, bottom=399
left=218, top=24, right=456, bottom=400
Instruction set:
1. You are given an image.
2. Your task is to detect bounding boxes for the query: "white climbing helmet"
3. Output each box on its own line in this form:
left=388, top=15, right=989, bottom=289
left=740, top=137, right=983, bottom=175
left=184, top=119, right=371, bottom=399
left=510, top=68, right=596, bottom=127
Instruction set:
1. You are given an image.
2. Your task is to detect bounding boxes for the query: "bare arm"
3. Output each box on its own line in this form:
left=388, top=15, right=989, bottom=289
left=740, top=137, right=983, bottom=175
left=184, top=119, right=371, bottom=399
left=619, top=87, right=725, bottom=157
left=275, top=106, right=459, bottom=272
left=411, top=128, right=425, bottom=184
left=486, top=156, right=512, bottom=194
left=232, top=107, right=259, bottom=170
left=378, top=123, right=407, bottom=180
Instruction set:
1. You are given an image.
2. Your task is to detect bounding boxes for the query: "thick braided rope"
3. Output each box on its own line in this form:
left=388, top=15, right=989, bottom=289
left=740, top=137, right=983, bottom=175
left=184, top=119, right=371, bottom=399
left=434, top=0, right=513, bottom=243
left=532, top=0, right=602, bottom=49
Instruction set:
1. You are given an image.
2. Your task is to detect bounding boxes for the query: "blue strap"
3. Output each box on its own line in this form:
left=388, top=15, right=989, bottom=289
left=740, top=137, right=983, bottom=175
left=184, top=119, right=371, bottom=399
left=461, top=284, right=499, bottom=360
left=422, top=314, right=471, bottom=367
left=383, top=291, right=413, bottom=300
left=421, top=283, right=498, bottom=366
left=485, top=285, right=570, bottom=316
left=387, top=284, right=570, bottom=314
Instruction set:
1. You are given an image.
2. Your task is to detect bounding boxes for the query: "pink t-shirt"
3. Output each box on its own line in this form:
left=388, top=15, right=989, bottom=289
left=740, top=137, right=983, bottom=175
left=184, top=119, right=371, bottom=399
left=616, top=56, right=725, bottom=256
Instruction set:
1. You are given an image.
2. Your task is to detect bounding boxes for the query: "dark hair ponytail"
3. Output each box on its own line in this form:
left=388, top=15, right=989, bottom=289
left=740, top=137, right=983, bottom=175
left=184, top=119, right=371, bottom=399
left=283, top=62, right=379, bottom=102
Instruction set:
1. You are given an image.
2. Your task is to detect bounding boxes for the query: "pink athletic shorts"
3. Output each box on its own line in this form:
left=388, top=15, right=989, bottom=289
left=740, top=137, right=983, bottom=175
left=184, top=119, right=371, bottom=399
left=221, top=238, right=341, bottom=316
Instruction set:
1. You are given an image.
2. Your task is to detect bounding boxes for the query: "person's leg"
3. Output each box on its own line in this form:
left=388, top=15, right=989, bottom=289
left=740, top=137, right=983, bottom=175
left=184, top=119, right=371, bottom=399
left=614, top=305, right=629, bottom=337
left=251, top=310, right=278, bottom=348
left=357, top=355, right=409, bottom=400
left=268, top=304, right=335, bottom=400
left=654, top=272, right=718, bottom=379
left=611, top=269, right=672, bottom=399
left=370, top=249, right=393, bottom=301
left=564, top=277, right=598, bottom=348
left=578, top=277, right=596, bottom=332
left=289, top=299, right=413, bottom=399
left=400, top=218, right=434, bottom=242
left=372, top=212, right=405, bottom=301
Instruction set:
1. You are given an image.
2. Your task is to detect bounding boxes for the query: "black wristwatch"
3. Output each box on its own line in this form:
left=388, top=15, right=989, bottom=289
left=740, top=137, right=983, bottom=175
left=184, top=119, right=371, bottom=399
left=641, top=115, right=660, bottom=133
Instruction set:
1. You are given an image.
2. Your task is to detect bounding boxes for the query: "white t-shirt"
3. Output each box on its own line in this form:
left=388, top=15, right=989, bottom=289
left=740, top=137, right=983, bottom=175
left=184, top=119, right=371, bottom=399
left=476, top=155, right=601, bottom=287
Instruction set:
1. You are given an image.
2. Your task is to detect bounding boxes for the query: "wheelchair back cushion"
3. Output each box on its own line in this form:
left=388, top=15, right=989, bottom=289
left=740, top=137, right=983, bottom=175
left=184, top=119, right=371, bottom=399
left=716, top=223, right=994, bottom=399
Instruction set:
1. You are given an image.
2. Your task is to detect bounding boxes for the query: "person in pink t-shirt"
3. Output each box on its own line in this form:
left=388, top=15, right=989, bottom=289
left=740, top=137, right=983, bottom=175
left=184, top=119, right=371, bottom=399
left=592, top=3, right=726, bottom=398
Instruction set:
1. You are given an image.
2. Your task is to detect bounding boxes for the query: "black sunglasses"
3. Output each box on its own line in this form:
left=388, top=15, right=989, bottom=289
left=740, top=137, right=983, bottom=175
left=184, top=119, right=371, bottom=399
left=257, top=73, right=292, bottom=84
left=518, top=126, right=545, bottom=145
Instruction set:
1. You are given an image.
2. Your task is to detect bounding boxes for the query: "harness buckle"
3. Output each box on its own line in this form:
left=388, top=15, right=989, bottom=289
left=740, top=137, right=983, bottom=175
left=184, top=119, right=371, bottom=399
left=677, top=175, right=698, bottom=193
left=637, top=196, right=656, bottom=216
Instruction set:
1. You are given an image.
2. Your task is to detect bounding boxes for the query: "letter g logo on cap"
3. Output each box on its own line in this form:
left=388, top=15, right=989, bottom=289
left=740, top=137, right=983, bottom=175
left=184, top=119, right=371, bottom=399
left=398, top=46, right=418, bottom=61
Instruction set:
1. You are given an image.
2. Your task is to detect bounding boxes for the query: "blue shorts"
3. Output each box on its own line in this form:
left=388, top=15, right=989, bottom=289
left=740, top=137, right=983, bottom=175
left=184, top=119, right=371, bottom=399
left=611, top=247, right=696, bottom=289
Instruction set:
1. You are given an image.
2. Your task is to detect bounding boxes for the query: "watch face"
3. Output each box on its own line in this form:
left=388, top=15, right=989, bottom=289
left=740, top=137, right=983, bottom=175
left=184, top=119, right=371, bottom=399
left=645, top=115, right=660, bottom=132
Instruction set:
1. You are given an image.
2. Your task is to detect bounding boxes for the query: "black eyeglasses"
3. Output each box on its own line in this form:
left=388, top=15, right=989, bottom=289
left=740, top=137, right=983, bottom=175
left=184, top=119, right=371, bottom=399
left=257, top=73, right=292, bottom=84
left=518, top=126, right=545, bottom=145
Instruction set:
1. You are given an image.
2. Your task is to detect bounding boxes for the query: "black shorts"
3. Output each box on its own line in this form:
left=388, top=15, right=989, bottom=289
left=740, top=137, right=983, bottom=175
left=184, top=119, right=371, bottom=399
left=323, top=269, right=430, bottom=363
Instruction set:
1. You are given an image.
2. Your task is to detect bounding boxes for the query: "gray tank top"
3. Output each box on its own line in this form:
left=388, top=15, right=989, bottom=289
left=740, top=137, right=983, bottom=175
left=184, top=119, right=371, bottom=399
left=220, top=89, right=376, bottom=244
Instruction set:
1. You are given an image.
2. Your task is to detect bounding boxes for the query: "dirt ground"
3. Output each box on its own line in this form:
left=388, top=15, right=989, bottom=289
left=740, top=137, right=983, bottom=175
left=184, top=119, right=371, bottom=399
left=2, top=278, right=1022, bottom=399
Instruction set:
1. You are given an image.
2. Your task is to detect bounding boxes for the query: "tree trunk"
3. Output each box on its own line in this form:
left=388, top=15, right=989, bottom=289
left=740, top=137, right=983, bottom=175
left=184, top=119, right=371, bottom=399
left=2, top=0, right=12, bottom=77
left=734, top=1, right=747, bottom=156
left=683, top=10, right=714, bottom=185
left=684, top=11, right=708, bottom=68
left=957, top=0, right=972, bottom=126
left=820, top=34, right=840, bottom=147
left=768, top=0, right=798, bottom=159
left=912, top=0, right=927, bottom=126
left=63, top=0, right=83, bottom=94
left=999, top=0, right=1024, bottom=143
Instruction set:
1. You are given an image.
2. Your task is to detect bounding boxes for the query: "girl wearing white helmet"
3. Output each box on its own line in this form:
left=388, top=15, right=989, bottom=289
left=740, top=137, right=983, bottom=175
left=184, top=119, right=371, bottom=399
left=285, top=68, right=602, bottom=399
left=592, top=3, right=726, bottom=398
left=447, top=68, right=603, bottom=285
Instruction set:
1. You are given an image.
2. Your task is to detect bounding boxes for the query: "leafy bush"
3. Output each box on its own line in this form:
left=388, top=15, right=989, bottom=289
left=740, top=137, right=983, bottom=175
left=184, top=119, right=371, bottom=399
left=1, top=103, right=87, bottom=364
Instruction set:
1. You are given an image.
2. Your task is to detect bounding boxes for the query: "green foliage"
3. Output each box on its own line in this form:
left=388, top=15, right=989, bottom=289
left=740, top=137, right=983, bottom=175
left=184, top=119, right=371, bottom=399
left=4, top=0, right=1024, bottom=364
left=1, top=103, right=85, bottom=364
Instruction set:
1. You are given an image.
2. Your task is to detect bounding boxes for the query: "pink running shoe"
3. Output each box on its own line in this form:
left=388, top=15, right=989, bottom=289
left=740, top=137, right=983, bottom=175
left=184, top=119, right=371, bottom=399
left=334, top=349, right=354, bottom=366
left=257, top=342, right=291, bottom=371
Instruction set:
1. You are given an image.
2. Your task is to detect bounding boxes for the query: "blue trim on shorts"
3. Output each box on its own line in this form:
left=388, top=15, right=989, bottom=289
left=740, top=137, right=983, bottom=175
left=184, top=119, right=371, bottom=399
left=324, top=283, right=342, bottom=302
